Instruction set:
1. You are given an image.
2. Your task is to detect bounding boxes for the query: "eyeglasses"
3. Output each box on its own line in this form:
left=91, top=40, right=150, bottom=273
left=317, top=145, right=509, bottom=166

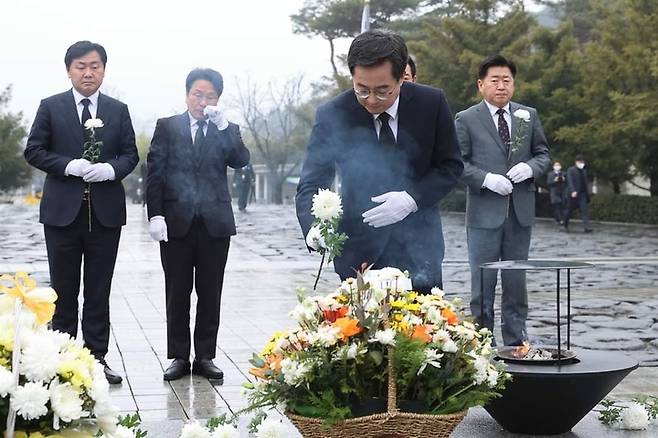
left=353, top=86, right=396, bottom=101
left=190, top=91, right=219, bottom=102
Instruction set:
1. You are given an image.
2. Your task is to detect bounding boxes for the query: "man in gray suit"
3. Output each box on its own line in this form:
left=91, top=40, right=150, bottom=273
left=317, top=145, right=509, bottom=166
left=455, top=55, right=550, bottom=345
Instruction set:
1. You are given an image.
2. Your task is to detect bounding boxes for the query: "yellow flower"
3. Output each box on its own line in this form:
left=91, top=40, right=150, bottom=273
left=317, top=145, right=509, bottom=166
left=404, top=303, right=421, bottom=312
left=0, top=272, right=57, bottom=325
left=58, top=360, right=92, bottom=389
left=261, top=331, right=287, bottom=357
left=390, top=299, right=406, bottom=309
left=335, top=294, right=349, bottom=304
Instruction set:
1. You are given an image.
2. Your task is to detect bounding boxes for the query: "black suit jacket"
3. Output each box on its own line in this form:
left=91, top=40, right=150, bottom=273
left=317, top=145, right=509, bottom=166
left=146, top=113, right=250, bottom=238
left=295, top=82, right=463, bottom=280
left=567, top=165, right=590, bottom=201
left=24, top=90, right=138, bottom=227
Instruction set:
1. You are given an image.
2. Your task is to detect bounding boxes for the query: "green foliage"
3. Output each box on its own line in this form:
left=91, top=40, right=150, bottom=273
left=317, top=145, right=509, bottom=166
left=588, top=194, right=658, bottom=224
left=0, top=85, right=30, bottom=191
left=116, top=413, right=148, bottom=437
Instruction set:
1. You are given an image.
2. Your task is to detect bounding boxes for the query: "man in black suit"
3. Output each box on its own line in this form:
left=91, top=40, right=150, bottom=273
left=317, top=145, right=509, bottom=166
left=547, top=160, right=567, bottom=225
left=295, top=30, right=463, bottom=292
left=24, top=41, right=138, bottom=384
left=564, top=156, right=593, bottom=233
left=146, top=68, right=250, bottom=381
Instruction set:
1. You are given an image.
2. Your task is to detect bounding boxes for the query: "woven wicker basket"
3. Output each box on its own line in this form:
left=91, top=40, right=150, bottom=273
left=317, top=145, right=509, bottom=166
left=285, top=348, right=467, bottom=438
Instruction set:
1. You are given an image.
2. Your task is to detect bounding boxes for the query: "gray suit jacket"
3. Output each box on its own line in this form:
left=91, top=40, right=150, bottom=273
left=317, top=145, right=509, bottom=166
left=455, top=100, right=550, bottom=229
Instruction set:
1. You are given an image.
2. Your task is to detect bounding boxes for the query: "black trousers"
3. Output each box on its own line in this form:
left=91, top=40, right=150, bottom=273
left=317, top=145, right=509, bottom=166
left=160, top=216, right=230, bottom=360
left=44, top=201, right=121, bottom=360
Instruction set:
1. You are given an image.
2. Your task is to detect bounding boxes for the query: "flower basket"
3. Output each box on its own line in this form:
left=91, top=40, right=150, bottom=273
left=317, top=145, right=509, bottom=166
left=285, top=347, right=466, bottom=438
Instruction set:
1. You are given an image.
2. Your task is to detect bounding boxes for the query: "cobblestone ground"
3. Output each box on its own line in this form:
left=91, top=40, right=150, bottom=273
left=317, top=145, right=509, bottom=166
left=1, top=201, right=657, bottom=437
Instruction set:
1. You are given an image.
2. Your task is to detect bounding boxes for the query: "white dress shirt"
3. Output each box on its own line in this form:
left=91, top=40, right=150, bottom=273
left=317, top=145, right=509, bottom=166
left=372, top=96, right=400, bottom=141
left=188, top=113, right=208, bottom=142
left=72, top=88, right=99, bottom=122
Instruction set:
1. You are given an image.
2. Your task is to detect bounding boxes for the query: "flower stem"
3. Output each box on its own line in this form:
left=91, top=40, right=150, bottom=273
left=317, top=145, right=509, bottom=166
left=313, top=252, right=326, bottom=291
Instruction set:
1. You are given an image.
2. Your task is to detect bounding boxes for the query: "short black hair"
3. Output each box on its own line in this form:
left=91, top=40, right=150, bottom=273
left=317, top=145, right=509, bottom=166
left=347, top=30, right=408, bottom=81
left=407, top=56, right=417, bottom=77
left=478, top=55, right=517, bottom=80
left=185, top=68, right=224, bottom=96
left=575, top=155, right=585, bottom=162
left=65, top=41, right=107, bottom=69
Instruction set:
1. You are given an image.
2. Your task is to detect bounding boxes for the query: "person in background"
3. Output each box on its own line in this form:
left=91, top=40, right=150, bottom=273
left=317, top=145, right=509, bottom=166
left=547, top=160, right=567, bottom=225
left=403, top=56, right=417, bottom=83
left=564, top=156, right=593, bottom=233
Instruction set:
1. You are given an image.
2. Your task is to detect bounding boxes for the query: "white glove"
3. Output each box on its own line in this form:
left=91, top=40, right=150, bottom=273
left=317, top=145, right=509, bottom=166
left=65, top=158, right=92, bottom=177
left=506, top=162, right=533, bottom=183
left=305, top=225, right=326, bottom=251
left=203, top=105, right=229, bottom=131
left=83, top=163, right=115, bottom=182
left=149, top=216, right=168, bottom=242
left=362, top=191, right=418, bottom=228
left=483, top=173, right=513, bottom=196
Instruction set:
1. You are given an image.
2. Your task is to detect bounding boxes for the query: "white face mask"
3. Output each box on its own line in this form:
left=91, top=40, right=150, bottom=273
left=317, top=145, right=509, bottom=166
left=576, top=162, right=585, bottom=169
left=553, top=166, right=561, bottom=172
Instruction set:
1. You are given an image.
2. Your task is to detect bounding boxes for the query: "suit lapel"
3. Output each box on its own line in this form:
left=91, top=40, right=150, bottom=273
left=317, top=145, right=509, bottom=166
left=63, top=90, right=84, bottom=149
left=176, top=113, right=195, bottom=167
left=475, top=100, right=507, bottom=156
left=509, top=102, right=518, bottom=145
left=347, top=93, right=378, bottom=144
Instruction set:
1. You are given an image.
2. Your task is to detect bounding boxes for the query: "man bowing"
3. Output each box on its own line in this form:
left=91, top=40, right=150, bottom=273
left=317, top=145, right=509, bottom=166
left=296, top=30, right=463, bottom=292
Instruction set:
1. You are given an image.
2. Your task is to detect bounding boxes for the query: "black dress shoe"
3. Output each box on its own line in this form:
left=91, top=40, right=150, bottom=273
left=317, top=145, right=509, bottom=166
left=163, top=358, right=191, bottom=381
left=584, top=228, right=594, bottom=233
left=102, top=363, right=123, bottom=385
left=192, top=359, right=224, bottom=380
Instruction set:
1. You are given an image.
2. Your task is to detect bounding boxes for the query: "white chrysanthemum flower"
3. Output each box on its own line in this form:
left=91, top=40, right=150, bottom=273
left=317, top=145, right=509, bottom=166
left=314, top=324, right=341, bottom=347
left=94, top=399, right=119, bottom=435
left=316, top=295, right=342, bottom=311
left=430, top=287, right=445, bottom=298
left=90, top=363, right=110, bottom=402
left=105, top=425, right=135, bottom=438
left=432, top=329, right=450, bottom=344
left=441, top=339, right=458, bottom=353
left=0, top=365, right=15, bottom=397
left=20, top=331, right=62, bottom=381
left=513, top=109, right=531, bottom=122
left=0, top=293, right=16, bottom=316
left=11, top=381, right=50, bottom=420
left=212, top=424, right=239, bottom=438
left=621, top=402, right=649, bottom=430
left=370, top=329, right=396, bottom=346
left=345, top=343, right=359, bottom=359
left=256, top=418, right=288, bottom=438
left=418, top=349, right=443, bottom=375
left=84, top=118, right=104, bottom=129
left=180, top=421, right=212, bottom=438
left=305, top=225, right=327, bottom=250
left=364, top=298, right=380, bottom=313
left=486, top=368, right=499, bottom=388
left=281, top=358, right=310, bottom=386
left=471, top=355, right=489, bottom=385
left=49, top=378, right=86, bottom=422
left=311, top=189, right=343, bottom=220
left=425, top=306, right=442, bottom=324
left=288, top=298, right=318, bottom=323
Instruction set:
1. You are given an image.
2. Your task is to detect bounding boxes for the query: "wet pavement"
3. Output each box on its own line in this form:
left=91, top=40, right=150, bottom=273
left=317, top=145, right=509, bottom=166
left=0, top=201, right=657, bottom=437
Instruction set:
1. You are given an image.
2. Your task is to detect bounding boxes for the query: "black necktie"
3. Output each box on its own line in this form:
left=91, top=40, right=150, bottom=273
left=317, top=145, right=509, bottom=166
left=194, top=120, right=206, bottom=151
left=377, top=112, right=396, bottom=149
left=496, top=108, right=510, bottom=153
left=81, top=98, right=92, bottom=141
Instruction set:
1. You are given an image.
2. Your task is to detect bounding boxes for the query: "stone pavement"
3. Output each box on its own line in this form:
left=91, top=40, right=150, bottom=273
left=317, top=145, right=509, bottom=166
left=1, top=202, right=657, bottom=437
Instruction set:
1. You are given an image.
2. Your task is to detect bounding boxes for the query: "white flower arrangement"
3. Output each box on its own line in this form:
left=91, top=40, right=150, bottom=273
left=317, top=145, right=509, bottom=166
left=243, top=267, right=510, bottom=426
left=0, top=272, right=146, bottom=437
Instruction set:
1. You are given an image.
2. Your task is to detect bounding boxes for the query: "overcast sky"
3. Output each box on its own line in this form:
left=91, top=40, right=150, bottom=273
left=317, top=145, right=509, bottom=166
left=1, top=0, right=350, bottom=134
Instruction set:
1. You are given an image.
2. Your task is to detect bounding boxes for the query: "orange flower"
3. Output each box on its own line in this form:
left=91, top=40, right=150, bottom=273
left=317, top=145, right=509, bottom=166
left=334, top=317, right=362, bottom=339
left=249, top=353, right=282, bottom=380
left=323, top=306, right=349, bottom=322
left=442, top=308, right=459, bottom=325
left=411, top=325, right=432, bottom=343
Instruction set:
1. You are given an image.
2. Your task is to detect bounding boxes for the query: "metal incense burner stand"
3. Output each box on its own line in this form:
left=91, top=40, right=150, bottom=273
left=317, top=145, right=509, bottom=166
left=478, top=260, right=639, bottom=435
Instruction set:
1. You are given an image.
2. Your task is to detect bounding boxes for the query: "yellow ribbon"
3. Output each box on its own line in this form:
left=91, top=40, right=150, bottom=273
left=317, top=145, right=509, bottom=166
left=0, top=272, right=57, bottom=325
